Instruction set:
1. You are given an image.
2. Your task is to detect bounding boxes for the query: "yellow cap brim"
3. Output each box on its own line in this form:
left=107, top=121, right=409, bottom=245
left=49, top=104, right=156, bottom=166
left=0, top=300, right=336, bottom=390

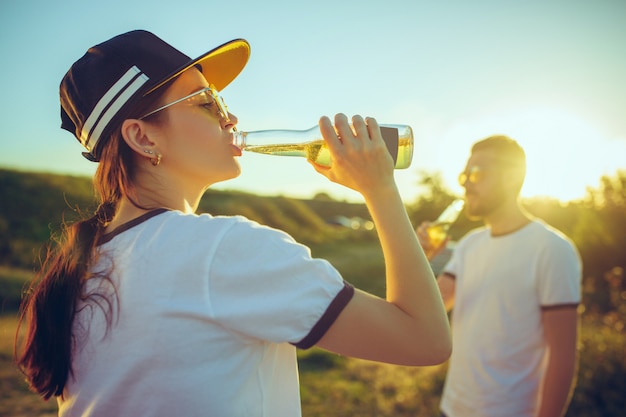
left=144, top=38, right=250, bottom=95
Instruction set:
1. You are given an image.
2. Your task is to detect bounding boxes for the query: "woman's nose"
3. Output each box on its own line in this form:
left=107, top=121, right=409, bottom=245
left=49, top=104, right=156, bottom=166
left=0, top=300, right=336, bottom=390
left=224, top=112, right=238, bottom=129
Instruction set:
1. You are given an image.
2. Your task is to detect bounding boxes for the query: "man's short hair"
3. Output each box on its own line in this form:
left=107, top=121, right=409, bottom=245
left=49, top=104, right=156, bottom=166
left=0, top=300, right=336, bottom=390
left=472, top=135, right=526, bottom=192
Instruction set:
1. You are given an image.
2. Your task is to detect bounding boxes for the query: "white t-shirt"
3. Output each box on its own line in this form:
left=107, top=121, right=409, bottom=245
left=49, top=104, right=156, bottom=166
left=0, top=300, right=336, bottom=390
left=440, top=220, right=581, bottom=417
left=58, top=209, right=353, bottom=417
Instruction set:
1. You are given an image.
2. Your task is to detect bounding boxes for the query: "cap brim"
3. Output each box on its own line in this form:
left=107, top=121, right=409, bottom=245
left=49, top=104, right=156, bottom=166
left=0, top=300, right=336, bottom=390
left=144, top=38, right=250, bottom=95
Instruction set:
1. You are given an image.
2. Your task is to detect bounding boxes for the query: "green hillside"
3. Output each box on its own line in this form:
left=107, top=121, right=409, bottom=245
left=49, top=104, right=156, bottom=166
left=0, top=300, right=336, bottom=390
left=0, top=168, right=374, bottom=268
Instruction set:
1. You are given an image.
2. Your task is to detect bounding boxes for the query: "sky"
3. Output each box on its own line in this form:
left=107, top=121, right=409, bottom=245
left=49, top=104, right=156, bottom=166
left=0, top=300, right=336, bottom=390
left=1, top=0, right=625, bottom=204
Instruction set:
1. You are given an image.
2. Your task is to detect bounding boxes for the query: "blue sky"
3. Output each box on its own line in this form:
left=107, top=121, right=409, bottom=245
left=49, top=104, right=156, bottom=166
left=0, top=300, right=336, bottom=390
left=1, top=0, right=625, bottom=203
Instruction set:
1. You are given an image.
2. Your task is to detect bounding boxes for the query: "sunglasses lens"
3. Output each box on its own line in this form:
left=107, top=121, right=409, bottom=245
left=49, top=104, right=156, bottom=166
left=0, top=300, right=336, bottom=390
left=216, top=96, right=229, bottom=121
left=205, top=85, right=229, bottom=122
left=459, top=167, right=485, bottom=185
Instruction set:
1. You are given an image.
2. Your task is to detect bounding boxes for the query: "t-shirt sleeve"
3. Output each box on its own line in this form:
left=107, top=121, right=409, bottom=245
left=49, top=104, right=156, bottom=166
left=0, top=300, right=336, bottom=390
left=537, top=234, right=582, bottom=307
left=206, top=217, right=353, bottom=347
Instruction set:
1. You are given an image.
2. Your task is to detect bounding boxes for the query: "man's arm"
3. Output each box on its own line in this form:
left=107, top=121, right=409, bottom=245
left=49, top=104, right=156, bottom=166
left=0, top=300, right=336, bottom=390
left=537, top=305, right=579, bottom=417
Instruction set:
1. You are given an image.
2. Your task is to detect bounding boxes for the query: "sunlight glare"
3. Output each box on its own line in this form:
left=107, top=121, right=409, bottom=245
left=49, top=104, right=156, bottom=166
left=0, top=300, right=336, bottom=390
left=441, top=107, right=626, bottom=202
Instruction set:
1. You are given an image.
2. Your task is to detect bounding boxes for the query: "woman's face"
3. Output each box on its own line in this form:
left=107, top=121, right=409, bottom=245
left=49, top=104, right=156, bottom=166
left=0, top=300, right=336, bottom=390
left=153, top=69, right=241, bottom=188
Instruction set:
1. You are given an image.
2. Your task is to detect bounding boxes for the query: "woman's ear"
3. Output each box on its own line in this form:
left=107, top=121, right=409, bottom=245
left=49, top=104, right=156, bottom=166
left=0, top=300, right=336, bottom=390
left=120, top=119, right=158, bottom=156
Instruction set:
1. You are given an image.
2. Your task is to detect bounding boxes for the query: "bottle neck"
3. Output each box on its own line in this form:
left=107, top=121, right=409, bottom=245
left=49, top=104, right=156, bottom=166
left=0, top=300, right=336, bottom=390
left=233, top=126, right=321, bottom=150
left=233, top=130, right=247, bottom=150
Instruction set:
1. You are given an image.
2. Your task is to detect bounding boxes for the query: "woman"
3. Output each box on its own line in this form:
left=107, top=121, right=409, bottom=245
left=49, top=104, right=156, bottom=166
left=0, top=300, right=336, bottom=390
left=17, top=30, right=451, bottom=416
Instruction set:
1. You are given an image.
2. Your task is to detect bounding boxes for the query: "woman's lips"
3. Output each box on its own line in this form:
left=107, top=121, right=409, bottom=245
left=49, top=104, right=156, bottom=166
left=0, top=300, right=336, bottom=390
left=230, top=143, right=242, bottom=157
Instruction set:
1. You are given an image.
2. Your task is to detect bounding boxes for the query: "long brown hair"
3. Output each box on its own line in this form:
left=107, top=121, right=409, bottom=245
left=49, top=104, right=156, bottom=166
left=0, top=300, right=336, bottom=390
left=16, top=86, right=170, bottom=400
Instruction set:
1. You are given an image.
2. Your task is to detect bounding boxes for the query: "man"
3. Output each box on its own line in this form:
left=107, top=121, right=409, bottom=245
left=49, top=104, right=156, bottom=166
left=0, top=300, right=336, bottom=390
left=417, top=135, right=581, bottom=417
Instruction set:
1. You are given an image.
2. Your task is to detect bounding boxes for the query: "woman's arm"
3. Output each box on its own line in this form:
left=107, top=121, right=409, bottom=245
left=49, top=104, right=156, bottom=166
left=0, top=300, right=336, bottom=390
left=313, top=114, right=451, bottom=365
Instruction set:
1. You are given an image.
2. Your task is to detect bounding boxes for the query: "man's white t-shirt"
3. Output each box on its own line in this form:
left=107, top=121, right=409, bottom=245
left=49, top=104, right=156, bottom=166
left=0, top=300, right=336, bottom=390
left=440, top=220, right=581, bottom=417
left=58, top=209, right=353, bottom=417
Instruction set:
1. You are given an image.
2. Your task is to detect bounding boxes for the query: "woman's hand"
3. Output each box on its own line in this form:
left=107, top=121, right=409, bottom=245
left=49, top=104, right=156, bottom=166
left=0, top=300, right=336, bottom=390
left=310, top=113, right=395, bottom=199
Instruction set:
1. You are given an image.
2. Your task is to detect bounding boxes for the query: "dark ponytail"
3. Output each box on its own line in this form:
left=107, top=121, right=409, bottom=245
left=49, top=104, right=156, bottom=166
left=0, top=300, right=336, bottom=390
left=16, top=85, right=170, bottom=399
left=17, top=203, right=114, bottom=399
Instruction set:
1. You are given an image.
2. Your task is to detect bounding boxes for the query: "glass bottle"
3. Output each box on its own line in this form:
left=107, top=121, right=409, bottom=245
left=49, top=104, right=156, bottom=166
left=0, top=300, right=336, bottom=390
left=233, top=124, right=414, bottom=169
left=426, top=199, right=465, bottom=248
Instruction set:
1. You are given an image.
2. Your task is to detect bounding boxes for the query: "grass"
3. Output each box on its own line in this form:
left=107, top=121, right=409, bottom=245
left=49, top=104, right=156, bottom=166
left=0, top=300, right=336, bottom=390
left=297, top=313, right=626, bottom=417
left=0, top=266, right=57, bottom=416
left=0, top=314, right=57, bottom=417
left=298, top=347, right=446, bottom=417
left=310, top=240, right=387, bottom=296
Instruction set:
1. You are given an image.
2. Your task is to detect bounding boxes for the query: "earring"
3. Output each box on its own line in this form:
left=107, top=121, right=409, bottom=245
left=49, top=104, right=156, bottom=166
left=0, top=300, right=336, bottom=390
left=143, top=149, right=160, bottom=166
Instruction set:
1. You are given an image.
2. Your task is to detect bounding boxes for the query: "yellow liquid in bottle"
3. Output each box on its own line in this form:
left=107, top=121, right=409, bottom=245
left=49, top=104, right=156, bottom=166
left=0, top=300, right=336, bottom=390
left=426, top=223, right=450, bottom=249
left=245, top=137, right=413, bottom=169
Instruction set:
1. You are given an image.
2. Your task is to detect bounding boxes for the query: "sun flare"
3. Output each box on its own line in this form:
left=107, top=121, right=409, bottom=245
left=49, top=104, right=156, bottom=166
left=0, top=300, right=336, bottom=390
left=441, top=106, right=625, bottom=202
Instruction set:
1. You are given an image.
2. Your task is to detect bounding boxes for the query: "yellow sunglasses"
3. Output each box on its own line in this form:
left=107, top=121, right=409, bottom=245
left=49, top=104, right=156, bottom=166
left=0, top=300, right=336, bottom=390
left=139, top=84, right=230, bottom=122
left=458, top=166, right=493, bottom=186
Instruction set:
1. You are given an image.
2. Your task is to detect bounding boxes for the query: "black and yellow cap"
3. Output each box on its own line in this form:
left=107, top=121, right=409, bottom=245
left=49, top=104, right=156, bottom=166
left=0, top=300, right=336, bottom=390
left=60, top=30, right=250, bottom=161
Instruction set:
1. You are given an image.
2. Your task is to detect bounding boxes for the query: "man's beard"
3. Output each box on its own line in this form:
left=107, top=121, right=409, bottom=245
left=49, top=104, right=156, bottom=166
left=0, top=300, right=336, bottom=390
left=465, top=186, right=508, bottom=219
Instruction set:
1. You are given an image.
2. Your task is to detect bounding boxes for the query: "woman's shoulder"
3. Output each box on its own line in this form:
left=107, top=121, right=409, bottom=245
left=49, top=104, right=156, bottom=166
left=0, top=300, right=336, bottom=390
left=157, top=211, right=301, bottom=256
left=160, top=210, right=286, bottom=239
left=159, top=210, right=254, bottom=230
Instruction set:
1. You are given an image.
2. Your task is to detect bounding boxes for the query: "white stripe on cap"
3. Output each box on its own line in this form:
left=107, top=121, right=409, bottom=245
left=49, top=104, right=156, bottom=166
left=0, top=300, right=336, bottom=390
left=80, top=66, right=149, bottom=152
